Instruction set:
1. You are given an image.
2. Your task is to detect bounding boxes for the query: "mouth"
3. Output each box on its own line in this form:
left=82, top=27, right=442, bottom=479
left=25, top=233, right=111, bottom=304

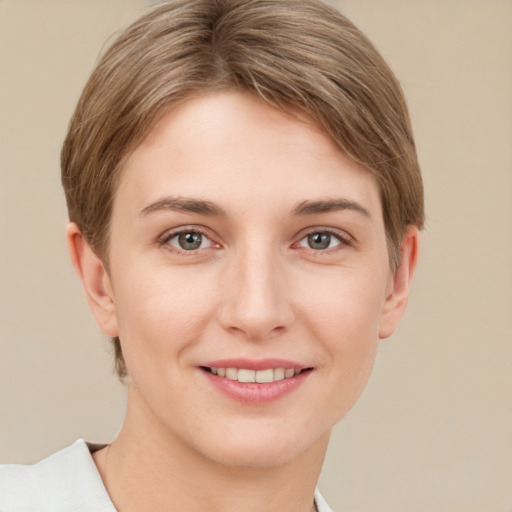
left=198, top=359, right=314, bottom=404
left=200, top=366, right=313, bottom=383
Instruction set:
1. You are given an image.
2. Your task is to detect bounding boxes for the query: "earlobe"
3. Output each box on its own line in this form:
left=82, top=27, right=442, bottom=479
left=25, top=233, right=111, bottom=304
left=66, top=223, right=119, bottom=337
left=379, top=226, right=419, bottom=339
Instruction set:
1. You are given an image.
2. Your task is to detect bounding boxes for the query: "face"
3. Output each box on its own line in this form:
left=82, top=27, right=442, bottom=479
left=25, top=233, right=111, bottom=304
left=80, top=90, right=414, bottom=468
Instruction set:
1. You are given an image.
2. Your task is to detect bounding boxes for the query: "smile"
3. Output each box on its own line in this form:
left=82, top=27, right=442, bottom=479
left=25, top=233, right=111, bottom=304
left=199, top=359, right=313, bottom=404
left=202, top=367, right=306, bottom=383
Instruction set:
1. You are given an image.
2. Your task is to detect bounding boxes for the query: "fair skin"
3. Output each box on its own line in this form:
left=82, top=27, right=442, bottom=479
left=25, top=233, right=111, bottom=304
left=67, top=90, right=418, bottom=512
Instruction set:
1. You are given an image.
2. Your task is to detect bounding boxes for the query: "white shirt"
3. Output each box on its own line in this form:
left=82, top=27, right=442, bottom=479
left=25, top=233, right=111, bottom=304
left=0, top=439, right=333, bottom=511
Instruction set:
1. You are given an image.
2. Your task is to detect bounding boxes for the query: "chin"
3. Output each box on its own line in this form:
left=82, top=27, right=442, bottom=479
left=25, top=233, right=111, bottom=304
left=207, top=445, right=304, bottom=469
left=196, top=422, right=330, bottom=469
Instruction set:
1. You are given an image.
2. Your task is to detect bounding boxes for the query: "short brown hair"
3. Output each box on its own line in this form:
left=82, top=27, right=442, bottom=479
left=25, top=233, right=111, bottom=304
left=61, top=0, right=424, bottom=378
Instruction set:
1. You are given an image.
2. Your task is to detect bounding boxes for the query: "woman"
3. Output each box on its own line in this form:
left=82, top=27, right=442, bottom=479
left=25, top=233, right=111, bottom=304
left=0, top=0, right=423, bottom=510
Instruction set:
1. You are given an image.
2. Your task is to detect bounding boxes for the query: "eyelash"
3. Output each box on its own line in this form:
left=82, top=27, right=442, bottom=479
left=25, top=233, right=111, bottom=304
left=295, top=228, right=353, bottom=252
left=158, top=226, right=217, bottom=255
left=158, top=227, right=353, bottom=255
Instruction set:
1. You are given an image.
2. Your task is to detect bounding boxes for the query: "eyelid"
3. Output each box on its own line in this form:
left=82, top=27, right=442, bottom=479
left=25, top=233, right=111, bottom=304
left=158, top=225, right=221, bottom=254
left=293, top=226, right=354, bottom=250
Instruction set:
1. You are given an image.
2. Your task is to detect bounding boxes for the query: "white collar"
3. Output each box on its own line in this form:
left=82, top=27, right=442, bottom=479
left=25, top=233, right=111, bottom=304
left=1, top=439, right=332, bottom=511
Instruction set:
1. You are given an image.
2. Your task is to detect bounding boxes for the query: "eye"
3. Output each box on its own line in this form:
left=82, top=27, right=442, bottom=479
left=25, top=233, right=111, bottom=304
left=297, top=230, right=349, bottom=251
left=165, top=230, right=214, bottom=251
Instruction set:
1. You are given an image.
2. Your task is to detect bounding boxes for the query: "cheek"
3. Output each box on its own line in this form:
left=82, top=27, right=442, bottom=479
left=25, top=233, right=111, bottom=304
left=298, top=267, right=386, bottom=342
left=296, top=269, right=385, bottom=404
left=111, top=265, right=218, bottom=366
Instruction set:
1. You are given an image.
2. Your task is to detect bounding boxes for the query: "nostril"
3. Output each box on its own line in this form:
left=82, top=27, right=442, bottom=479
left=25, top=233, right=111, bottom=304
left=217, top=283, right=294, bottom=342
left=240, top=323, right=287, bottom=342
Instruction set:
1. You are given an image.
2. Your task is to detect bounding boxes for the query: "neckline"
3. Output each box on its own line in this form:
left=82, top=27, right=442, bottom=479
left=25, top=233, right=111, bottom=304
left=80, top=439, right=330, bottom=512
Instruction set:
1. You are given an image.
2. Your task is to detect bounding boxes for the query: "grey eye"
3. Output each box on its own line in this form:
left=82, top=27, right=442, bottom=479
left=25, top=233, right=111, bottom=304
left=178, top=232, right=203, bottom=250
left=168, top=231, right=211, bottom=251
left=299, top=232, right=342, bottom=250
left=308, top=233, right=331, bottom=249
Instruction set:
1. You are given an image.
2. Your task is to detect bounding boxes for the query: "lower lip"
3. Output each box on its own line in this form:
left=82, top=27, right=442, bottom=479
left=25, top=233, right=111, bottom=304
left=201, top=370, right=311, bottom=405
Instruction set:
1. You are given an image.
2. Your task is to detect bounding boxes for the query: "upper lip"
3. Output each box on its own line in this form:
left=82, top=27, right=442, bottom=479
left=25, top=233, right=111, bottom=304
left=199, top=358, right=309, bottom=371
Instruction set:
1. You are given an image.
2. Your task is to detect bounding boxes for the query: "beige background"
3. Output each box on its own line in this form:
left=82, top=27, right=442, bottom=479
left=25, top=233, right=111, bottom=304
left=1, top=1, right=511, bottom=511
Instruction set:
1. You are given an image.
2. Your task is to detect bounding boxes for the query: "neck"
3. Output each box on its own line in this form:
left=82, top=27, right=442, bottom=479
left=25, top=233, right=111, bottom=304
left=94, top=386, right=329, bottom=512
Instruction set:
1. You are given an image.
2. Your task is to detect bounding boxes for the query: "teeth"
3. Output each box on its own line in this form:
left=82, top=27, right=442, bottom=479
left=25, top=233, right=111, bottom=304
left=226, top=368, right=238, bottom=380
left=273, top=368, right=285, bottom=381
left=255, top=368, right=274, bottom=383
left=212, top=367, right=302, bottom=383
left=238, top=369, right=255, bottom=383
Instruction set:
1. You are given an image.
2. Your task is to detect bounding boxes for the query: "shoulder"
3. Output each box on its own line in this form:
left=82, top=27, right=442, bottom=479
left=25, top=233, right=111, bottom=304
left=0, top=459, right=39, bottom=510
left=0, top=439, right=115, bottom=512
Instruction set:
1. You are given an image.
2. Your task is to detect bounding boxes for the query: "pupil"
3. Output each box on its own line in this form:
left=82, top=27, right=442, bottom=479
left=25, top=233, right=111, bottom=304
left=308, top=232, right=330, bottom=249
left=179, top=232, right=202, bottom=250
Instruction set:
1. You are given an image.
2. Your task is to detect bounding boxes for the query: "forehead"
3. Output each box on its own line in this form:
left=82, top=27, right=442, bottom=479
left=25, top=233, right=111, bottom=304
left=115, top=90, right=383, bottom=222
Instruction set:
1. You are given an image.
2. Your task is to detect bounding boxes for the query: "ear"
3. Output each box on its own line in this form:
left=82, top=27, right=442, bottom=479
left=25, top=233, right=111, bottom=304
left=66, top=223, right=119, bottom=337
left=379, top=226, right=419, bottom=339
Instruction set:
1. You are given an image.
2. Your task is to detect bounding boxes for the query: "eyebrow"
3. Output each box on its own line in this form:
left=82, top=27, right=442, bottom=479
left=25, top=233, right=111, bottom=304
left=291, top=198, right=371, bottom=218
left=139, top=196, right=371, bottom=219
left=139, top=197, right=227, bottom=218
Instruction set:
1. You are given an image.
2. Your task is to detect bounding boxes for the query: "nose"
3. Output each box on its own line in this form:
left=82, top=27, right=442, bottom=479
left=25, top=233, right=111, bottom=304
left=217, top=243, right=294, bottom=342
